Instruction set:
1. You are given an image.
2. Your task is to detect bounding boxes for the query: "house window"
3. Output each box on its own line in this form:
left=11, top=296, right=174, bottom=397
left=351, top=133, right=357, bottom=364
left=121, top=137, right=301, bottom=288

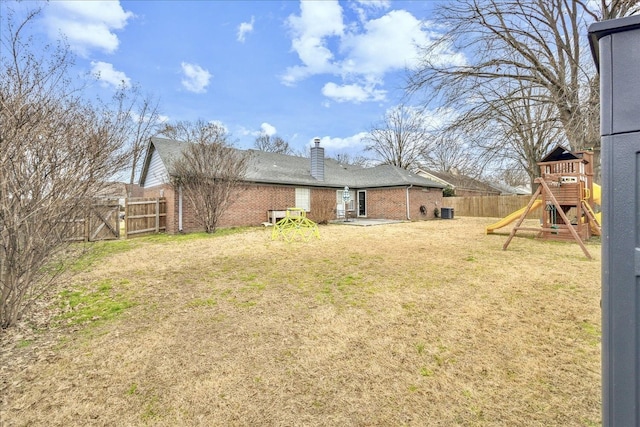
left=295, top=188, right=310, bottom=211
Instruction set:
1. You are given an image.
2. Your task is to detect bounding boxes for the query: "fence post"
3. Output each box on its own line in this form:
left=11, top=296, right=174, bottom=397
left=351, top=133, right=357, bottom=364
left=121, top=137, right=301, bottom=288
left=155, top=198, right=160, bottom=233
left=124, top=198, right=129, bottom=239
left=115, top=200, right=120, bottom=239
left=84, top=202, right=90, bottom=242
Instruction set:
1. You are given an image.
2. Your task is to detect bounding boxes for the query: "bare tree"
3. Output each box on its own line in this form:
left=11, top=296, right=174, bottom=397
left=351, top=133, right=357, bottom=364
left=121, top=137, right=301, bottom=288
left=487, top=161, right=531, bottom=188
left=254, top=134, right=295, bottom=155
left=158, top=119, right=225, bottom=146
left=447, top=79, right=565, bottom=191
left=308, top=190, right=336, bottom=225
left=407, top=0, right=639, bottom=182
left=120, top=88, right=162, bottom=196
left=422, top=133, right=484, bottom=177
left=489, top=87, right=564, bottom=190
left=96, top=84, right=163, bottom=197
left=365, top=105, right=433, bottom=170
left=162, top=120, right=249, bottom=233
left=330, top=152, right=371, bottom=167
left=0, top=8, right=130, bottom=328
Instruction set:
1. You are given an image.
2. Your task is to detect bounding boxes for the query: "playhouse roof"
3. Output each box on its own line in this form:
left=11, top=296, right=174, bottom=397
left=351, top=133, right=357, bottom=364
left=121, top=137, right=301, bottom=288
left=540, top=145, right=583, bottom=163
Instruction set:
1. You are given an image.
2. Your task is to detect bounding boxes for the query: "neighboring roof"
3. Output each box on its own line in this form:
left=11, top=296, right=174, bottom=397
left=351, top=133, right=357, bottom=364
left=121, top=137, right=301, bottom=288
left=416, top=169, right=501, bottom=194
left=140, top=137, right=444, bottom=189
left=488, top=182, right=532, bottom=195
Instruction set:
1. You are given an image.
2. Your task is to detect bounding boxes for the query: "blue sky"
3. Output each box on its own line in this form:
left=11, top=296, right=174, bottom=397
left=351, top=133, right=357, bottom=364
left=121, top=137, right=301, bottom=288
left=7, top=0, right=466, bottom=158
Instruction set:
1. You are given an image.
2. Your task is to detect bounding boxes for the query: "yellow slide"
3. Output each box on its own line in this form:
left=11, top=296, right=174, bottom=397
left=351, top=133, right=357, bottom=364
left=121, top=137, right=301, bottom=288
left=592, top=183, right=602, bottom=228
left=592, top=183, right=601, bottom=205
left=486, top=200, right=543, bottom=234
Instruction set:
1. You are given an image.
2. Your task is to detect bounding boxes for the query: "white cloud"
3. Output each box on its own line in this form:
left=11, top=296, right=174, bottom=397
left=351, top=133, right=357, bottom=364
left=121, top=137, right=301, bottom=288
left=341, top=11, right=432, bottom=75
left=350, top=0, right=390, bottom=22
left=43, top=1, right=134, bottom=57
left=237, top=127, right=254, bottom=137
left=287, top=0, right=345, bottom=39
left=130, top=111, right=170, bottom=125
left=313, top=132, right=369, bottom=150
left=282, top=2, right=466, bottom=104
left=91, top=61, right=131, bottom=88
left=356, top=0, right=390, bottom=9
left=280, top=65, right=310, bottom=87
left=208, top=120, right=229, bottom=134
left=423, top=107, right=459, bottom=130
left=282, top=1, right=344, bottom=85
left=381, top=104, right=457, bottom=133
left=237, top=16, right=255, bottom=43
left=260, top=123, right=277, bottom=136
left=238, top=122, right=278, bottom=139
left=181, top=62, right=212, bottom=93
left=322, top=82, right=385, bottom=103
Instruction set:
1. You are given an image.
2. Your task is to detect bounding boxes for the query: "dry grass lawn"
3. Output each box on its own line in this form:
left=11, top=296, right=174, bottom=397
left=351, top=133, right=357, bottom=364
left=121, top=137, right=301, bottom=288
left=0, top=217, right=601, bottom=426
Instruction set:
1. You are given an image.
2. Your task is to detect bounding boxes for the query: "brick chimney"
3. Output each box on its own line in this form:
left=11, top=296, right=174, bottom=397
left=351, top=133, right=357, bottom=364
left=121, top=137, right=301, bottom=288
left=310, top=137, right=324, bottom=181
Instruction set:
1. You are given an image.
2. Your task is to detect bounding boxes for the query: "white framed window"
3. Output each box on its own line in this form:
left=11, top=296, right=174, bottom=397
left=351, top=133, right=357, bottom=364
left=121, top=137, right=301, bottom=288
left=336, top=189, right=355, bottom=210
left=295, top=188, right=311, bottom=211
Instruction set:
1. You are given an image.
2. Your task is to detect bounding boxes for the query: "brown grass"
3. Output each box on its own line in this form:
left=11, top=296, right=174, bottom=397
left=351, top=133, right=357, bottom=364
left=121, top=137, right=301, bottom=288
left=0, top=218, right=601, bottom=426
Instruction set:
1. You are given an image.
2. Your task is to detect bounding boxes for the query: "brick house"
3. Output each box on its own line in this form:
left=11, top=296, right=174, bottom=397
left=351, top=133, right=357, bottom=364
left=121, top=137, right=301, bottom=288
left=139, top=137, right=444, bottom=233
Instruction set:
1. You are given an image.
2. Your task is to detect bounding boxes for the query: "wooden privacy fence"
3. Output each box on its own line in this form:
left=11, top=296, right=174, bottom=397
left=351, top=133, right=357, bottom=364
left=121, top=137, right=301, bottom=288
left=125, top=197, right=166, bottom=237
left=67, top=199, right=121, bottom=242
left=444, top=195, right=541, bottom=219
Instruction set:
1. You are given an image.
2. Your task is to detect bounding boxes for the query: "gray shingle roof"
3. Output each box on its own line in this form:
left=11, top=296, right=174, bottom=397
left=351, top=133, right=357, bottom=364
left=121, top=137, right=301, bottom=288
left=418, top=169, right=500, bottom=194
left=144, top=137, right=444, bottom=189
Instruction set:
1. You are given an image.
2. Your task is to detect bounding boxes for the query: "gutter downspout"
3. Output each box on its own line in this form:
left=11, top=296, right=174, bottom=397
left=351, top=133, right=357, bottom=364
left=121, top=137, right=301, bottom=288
left=406, top=184, right=413, bottom=220
left=178, top=185, right=183, bottom=232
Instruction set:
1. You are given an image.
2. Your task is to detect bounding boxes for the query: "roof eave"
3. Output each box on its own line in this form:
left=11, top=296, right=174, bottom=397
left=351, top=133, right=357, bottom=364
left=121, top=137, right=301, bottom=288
left=138, top=138, right=155, bottom=186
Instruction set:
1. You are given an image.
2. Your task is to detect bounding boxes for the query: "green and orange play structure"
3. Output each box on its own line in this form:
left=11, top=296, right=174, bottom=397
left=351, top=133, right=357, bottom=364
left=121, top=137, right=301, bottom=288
left=487, top=146, right=601, bottom=259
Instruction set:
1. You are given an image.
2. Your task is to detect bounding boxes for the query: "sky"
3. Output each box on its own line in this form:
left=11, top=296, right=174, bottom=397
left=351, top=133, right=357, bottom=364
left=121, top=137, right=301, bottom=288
left=4, top=0, right=466, bottom=159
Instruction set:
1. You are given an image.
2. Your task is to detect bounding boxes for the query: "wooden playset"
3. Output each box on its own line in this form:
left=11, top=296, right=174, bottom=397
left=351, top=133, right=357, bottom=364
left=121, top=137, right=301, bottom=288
left=502, top=146, right=601, bottom=259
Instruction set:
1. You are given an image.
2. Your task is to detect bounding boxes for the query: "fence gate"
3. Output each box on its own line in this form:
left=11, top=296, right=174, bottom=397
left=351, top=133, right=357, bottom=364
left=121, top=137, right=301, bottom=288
left=67, top=199, right=121, bottom=242
left=90, top=199, right=121, bottom=240
left=125, top=197, right=166, bottom=237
